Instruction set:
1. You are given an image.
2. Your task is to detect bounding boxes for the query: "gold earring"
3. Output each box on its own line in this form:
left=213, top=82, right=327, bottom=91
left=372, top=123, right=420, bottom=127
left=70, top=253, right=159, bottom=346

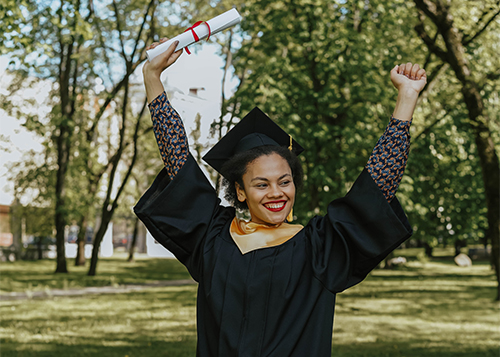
left=286, top=208, right=293, bottom=222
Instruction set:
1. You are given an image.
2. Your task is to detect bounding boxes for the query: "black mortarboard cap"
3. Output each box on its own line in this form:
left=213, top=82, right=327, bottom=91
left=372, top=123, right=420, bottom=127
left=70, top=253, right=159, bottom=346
left=203, top=107, right=304, bottom=176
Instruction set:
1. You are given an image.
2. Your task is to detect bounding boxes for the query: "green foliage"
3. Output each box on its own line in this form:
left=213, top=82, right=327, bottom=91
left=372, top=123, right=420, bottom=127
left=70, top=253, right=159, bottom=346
left=402, top=0, right=500, bottom=246
left=231, top=0, right=425, bottom=222
left=0, top=0, right=34, bottom=54
left=226, top=0, right=497, bottom=249
left=3, top=0, right=497, bottom=258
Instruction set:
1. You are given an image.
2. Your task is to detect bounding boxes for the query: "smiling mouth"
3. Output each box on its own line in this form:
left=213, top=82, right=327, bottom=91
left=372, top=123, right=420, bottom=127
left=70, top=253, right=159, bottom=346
left=263, top=201, right=287, bottom=212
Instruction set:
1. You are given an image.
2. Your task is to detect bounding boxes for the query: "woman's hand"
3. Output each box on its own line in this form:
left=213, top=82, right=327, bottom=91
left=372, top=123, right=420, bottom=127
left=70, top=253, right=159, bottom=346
left=390, top=62, right=427, bottom=94
left=390, top=62, right=426, bottom=121
left=143, top=38, right=183, bottom=79
left=143, top=38, right=183, bottom=103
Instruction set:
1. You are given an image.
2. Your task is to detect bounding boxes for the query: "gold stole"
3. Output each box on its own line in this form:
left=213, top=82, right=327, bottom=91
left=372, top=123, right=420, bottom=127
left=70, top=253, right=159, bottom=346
left=229, top=218, right=304, bottom=255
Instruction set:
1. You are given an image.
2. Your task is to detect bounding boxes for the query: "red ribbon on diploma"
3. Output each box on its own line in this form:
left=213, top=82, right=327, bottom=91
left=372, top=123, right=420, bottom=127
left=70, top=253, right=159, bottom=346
left=184, top=21, right=212, bottom=55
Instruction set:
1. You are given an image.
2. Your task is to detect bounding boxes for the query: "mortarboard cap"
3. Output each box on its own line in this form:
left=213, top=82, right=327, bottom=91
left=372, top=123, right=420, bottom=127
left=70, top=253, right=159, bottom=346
left=203, top=107, right=304, bottom=176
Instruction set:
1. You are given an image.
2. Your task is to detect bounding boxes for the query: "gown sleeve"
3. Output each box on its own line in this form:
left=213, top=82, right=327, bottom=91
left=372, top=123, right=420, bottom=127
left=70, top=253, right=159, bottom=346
left=305, top=118, right=413, bottom=294
left=134, top=154, right=234, bottom=281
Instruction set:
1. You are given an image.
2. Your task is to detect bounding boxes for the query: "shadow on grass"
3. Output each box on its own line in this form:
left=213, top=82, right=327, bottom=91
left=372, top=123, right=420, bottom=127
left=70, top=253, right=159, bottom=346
left=2, top=342, right=497, bottom=357
left=0, top=258, right=192, bottom=293
left=0, top=338, right=197, bottom=357
left=333, top=343, right=499, bottom=357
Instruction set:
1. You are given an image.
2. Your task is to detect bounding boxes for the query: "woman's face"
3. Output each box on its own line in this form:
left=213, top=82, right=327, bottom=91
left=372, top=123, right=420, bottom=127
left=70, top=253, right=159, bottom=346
left=236, top=153, right=296, bottom=225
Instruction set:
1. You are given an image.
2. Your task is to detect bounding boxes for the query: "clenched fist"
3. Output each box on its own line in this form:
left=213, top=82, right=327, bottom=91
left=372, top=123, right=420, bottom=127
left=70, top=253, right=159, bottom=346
left=391, top=62, right=427, bottom=94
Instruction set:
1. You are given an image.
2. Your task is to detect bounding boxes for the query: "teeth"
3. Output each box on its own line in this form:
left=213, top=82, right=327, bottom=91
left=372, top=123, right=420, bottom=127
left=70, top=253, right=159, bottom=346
left=265, top=202, right=285, bottom=209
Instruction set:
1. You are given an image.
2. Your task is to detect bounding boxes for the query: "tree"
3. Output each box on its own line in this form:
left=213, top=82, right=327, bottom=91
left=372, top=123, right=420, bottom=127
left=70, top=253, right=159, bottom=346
left=226, top=0, right=497, bottom=270
left=230, top=0, right=425, bottom=222
left=1, top=0, right=98, bottom=272
left=412, top=0, right=500, bottom=298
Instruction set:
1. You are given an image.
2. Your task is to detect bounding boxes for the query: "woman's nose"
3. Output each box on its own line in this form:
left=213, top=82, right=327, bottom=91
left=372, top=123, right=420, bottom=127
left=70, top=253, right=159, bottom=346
left=268, top=185, right=284, bottom=198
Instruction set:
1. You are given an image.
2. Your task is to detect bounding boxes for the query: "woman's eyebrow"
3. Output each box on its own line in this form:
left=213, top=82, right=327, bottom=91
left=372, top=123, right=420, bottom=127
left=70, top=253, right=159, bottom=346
left=251, top=177, right=269, bottom=182
left=250, top=173, right=291, bottom=182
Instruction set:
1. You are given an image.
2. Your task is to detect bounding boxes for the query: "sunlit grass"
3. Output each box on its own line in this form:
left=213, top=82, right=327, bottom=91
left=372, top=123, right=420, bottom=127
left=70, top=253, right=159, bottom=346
left=0, top=250, right=498, bottom=356
left=0, top=286, right=198, bottom=356
left=333, top=260, right=499, bottom=356
left=0, top=254, right=191, bottom=293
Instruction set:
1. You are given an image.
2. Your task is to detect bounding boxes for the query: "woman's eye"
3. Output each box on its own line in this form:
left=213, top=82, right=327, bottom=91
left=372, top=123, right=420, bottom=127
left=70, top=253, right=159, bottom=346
left=280, top=180, right=291, bottom=186
left=256, top=183, right=267, bottom=188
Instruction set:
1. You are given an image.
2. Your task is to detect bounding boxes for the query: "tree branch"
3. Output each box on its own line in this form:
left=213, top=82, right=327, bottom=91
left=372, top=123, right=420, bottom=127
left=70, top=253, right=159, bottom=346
left=86, top=1, right=154, bottom=142
left=414, top=14, right=448, bottom=62
left=110, top=91, right=145, bottom=212
left=463, top=5, right=500, bottom=46
left=112, top=0, right=128, bottom=61
left=479, top=70, right=500, bottom=91
left=131, top=0, right=156, bottom=61
left=413, top=0, right=440, bottom=23
left=422, top=31, right=439, bottom=69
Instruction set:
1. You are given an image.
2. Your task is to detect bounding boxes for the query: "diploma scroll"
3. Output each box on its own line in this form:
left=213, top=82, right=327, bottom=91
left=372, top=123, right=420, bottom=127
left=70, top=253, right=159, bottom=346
left=146, top=8, right=242, bottom=61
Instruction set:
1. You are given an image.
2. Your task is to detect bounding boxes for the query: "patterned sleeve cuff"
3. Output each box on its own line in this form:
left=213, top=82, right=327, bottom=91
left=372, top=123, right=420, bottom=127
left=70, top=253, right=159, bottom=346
left=148, top=91, right=168, bottom=119
left=365, top=117, right=412, bottom=202
left=148, top=91, right=189, bottom=180
left=388, top=116, right=412, bottom=135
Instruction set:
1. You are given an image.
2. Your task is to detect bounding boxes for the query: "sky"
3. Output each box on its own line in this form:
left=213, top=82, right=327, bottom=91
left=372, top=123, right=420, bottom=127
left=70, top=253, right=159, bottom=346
left=0, top=42, right=238, bottom=206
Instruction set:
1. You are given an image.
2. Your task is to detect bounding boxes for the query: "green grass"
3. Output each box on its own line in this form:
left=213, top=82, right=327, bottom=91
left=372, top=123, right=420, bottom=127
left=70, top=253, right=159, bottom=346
left=0, top=254, right=191, bottom=293
left=333, top=260, right=499, bottom=356
left=0, top=286, right=198, bottom=357
left=0, top=251, right=498, bottom=356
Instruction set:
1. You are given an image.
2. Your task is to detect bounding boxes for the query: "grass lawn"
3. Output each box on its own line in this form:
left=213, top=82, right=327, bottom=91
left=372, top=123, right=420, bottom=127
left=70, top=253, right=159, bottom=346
left=0, top=250, right=498, bottom=356
left=0, top=254, right=191, bottom=293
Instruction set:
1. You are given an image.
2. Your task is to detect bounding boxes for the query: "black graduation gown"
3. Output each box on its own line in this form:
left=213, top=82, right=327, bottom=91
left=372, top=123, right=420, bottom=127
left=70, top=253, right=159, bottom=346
left=134, top=154, right=412, bottom=356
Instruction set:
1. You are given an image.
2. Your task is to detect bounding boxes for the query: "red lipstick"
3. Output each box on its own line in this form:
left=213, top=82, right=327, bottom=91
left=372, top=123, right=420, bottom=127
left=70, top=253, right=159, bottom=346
left=263, top=200, right=287, bottom=212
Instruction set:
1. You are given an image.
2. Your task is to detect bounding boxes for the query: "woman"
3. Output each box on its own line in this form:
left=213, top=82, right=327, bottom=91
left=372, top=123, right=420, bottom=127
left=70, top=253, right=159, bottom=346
left=135, top=39, right=426, bottom=356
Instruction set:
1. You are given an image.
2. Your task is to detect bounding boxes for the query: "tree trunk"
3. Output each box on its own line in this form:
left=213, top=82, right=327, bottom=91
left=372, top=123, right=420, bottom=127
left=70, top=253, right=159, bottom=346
left=36, top=236, right=43, bottom=260
left=88, top=211, right=112, bottom=276
left=75, top=214, right=87, bottom=266
left=454, top=238, right=465, bottom=257
left=54, top=125, right=70, bottom=273
left=53, top=0, right=78, bottom=273
left=88, top=71, right=141, bottom=275
left=423, top=242, right=433, bottom=258
left=414, top=0, right=500, bottom=300
left=128, top=217, right=139, bottom=262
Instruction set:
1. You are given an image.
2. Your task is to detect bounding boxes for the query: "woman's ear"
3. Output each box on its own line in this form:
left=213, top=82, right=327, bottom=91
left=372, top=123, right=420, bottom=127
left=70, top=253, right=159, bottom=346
left=235, top=182, right=246, bottom=203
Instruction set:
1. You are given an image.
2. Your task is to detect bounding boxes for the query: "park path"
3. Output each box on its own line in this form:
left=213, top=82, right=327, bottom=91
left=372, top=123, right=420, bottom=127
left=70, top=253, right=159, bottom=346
left=0, top=279, right=197, bottom=301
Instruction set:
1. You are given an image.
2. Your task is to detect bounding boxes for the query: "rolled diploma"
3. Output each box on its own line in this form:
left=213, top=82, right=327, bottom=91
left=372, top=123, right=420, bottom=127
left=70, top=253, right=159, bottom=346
left=146, top=8, right=242, bottom=61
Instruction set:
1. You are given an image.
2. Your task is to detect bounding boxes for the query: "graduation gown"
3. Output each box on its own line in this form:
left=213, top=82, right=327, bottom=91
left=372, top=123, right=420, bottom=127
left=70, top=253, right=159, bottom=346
left=134, top=154, right=412, bottom=356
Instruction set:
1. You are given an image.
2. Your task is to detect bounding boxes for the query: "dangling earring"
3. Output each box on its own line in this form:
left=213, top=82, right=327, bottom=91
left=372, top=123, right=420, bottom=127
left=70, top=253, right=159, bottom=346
left=287, top=135, right=294, bottom=223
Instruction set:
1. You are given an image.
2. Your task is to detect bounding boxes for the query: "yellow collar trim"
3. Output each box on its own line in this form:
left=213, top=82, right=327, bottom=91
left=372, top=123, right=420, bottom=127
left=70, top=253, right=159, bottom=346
left=229, top=217, right=304, bottom=255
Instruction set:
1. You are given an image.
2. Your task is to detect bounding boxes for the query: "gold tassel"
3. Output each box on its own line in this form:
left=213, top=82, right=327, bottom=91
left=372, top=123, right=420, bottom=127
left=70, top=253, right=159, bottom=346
left=288, top=134, right=293, bottom=151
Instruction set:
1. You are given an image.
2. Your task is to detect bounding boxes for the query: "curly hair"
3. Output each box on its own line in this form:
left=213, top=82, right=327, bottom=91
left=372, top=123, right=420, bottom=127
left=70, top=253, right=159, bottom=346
left=220, top=145, right=303, bottom=210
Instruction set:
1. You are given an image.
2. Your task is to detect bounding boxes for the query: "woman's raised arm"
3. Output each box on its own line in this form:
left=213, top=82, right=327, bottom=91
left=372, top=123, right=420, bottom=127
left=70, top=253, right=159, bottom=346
left=143, top=39, right=188, bottom=180
left=366, top=62, right=426, bottom=202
